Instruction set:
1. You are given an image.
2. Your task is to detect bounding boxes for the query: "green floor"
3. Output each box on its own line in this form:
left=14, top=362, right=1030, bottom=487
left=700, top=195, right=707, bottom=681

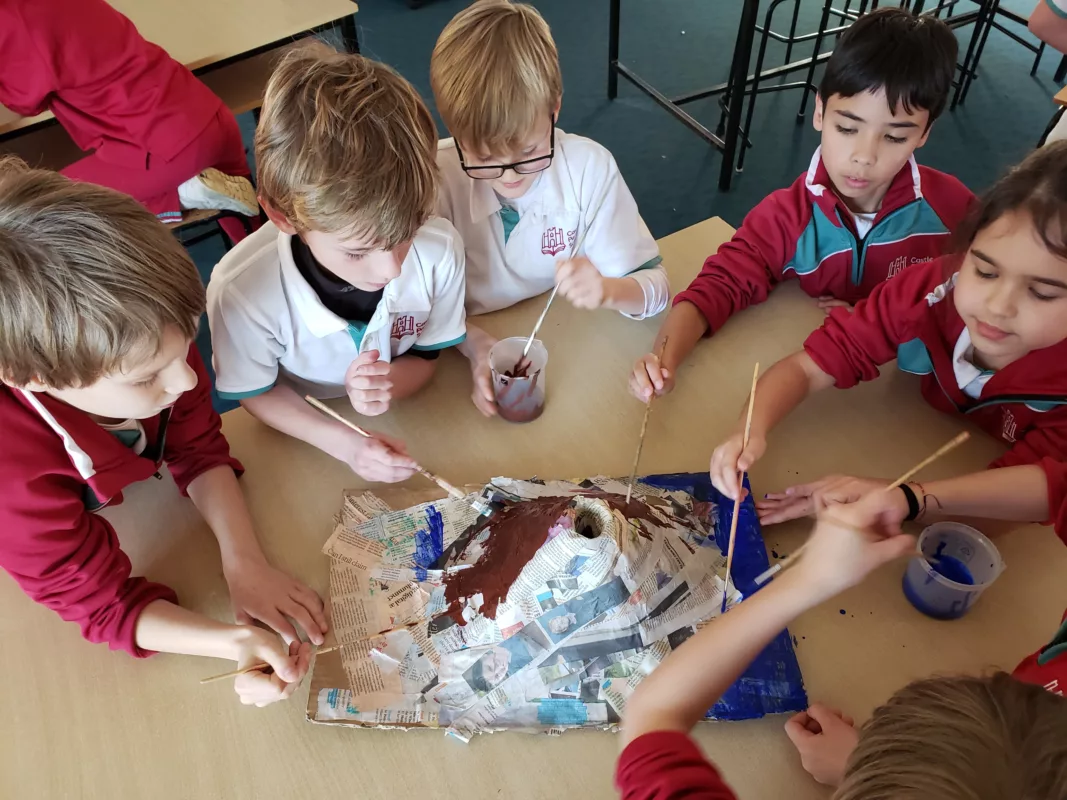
left=193, top=0, right=1065, bottom=411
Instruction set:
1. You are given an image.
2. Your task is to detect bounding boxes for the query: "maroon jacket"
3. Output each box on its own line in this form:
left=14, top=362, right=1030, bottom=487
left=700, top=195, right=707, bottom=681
left=0, top=0, right=223, bottom=166
left=0, top=347, right=242, bottom=656
left=805, top=256, right=1067, bottom=472
left=675, top=149, right=974, bottom=334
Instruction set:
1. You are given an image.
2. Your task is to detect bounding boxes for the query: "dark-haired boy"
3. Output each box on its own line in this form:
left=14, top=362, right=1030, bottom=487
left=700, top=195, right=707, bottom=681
left=629, top=7, right=975, bottom=402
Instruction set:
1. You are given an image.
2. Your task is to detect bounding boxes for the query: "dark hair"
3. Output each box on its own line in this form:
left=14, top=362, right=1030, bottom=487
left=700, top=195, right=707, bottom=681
left=953, top=141, right=1067, bottom=259
left=819, top=8, right=958, bottom=127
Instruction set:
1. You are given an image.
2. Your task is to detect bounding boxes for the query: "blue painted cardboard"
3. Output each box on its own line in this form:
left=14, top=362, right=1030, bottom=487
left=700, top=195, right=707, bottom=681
left=642, top=472, right=809, bottom=721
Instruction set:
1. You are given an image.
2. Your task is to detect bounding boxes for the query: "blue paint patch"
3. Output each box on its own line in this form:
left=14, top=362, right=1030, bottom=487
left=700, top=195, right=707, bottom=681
left=641, top=472, right=808, bottom=721
left=536, top=698, right=589, bottom=726
left=413, top=505, right=446, bottom=581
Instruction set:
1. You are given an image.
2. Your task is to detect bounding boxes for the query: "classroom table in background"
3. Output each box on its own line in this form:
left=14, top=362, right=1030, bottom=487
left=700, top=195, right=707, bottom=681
left=0, top=0, right=360, bottom=142
left=2, top=217, right=1064, bottom=800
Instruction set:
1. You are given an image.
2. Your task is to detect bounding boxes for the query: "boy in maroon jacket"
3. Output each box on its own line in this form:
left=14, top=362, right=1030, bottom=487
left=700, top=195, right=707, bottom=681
left=630, top=8, right=973, bottom=403
left=617, top=488, right=1067, bottom=800
left=0, top=160, right=325, bottom=706
left=709, top=142, right=1067, bottom=503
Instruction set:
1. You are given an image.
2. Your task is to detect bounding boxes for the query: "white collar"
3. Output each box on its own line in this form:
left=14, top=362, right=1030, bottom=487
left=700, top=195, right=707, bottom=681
left=952, top=327, right=994, bottom=399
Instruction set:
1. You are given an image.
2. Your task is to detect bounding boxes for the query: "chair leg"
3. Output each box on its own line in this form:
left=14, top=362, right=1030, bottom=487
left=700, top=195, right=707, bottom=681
left=607, top=0, right=621, bottom=99
left=1056, top=54, right=1067, bottom=83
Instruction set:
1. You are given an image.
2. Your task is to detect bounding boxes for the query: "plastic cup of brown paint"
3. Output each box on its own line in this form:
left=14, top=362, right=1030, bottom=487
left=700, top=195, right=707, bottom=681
left=490, top=337, right=548, bottom=423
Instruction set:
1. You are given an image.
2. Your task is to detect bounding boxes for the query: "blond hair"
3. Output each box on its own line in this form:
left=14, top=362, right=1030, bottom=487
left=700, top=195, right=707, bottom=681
left=255, top=41, right=437, bottom=248
left=0, top=157, right=203, bottom=389
left=835, top=673, right=1067, bottom=800
left=430, top=0, right=562, bottom=153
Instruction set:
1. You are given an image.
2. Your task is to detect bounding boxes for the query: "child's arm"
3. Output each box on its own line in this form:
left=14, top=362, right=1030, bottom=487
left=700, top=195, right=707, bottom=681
left=186, top=465, right=327, bottom=645
left=630, top=301, right=709, bottom=401
left=709, top=352, right=835, bottom=500
left=759, top=464, right=1052, bottom=528
left=241, top=384, right=418, bottom=483
left=621, top=492, right=915, bottom=746
left=134, top=599, right=310, bottom=706
left=555, top=257, right=670, bottom=318
left=457, top=323, right=498, bottom=418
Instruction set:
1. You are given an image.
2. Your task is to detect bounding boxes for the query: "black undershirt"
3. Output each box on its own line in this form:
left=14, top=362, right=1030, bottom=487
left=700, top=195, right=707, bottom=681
left=290, top=236, right=438, bottom=360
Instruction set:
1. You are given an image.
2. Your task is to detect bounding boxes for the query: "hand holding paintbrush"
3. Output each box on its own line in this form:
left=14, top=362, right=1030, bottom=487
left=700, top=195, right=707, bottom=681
left=304, top=397, right=492, bottom=517
left=721, top=363, right=760, bottom=611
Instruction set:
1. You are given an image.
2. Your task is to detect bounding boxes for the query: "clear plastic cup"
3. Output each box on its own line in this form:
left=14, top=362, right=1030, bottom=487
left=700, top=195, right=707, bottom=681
left=489, top=337, right=548, bottom=424
left=902, top=522, right=1005, bottom=620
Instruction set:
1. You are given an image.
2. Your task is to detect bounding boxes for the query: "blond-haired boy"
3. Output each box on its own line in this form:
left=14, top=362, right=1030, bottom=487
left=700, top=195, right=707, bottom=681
left=431, top=0, right=669, bottom=415
left=207, top=43, right=467, bottom=480
left=0, top=159, right=325, bottom=706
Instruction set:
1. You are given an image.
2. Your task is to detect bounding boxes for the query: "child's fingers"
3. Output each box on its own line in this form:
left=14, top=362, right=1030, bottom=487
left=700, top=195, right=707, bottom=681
left=348, top=373, right=392, bottom=391
left=345, top=350, right=381, bottom=379
left=806, top=703, right=851, bottom=731
left=352, top=361, right=392, bottom=378
left=282, top=597, right=323, bottom=647
left=784, top=712, right=818, bottom=742
left=294, top=587, right=328, bottom=643
left=255, top=607, right=300, bottom=646
left=352, top=398, right=390, bottom=416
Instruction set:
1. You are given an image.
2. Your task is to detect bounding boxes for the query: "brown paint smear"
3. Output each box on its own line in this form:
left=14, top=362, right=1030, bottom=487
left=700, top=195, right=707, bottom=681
left=497, top=367, right=543, bottom=423
left=441, top=493, right=663, bottom=625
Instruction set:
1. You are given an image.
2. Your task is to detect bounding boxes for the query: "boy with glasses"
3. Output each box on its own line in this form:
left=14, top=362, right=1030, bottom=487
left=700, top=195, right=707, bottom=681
left=431, top=0, right=669, bottom=416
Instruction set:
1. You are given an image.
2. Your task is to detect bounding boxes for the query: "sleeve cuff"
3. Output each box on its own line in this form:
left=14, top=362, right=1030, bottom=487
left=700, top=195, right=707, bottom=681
left=216, top=383, right=276, bottom=401
left=411, top=333, right=467, bottom=351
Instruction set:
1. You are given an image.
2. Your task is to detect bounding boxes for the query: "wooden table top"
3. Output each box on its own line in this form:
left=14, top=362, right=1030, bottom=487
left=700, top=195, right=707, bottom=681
left=2, top=217, right=1063, bottom=800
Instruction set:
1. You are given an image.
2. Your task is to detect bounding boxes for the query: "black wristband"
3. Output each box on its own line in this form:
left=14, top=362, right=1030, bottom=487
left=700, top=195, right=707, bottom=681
left=899, top=483, right=920, bottom=522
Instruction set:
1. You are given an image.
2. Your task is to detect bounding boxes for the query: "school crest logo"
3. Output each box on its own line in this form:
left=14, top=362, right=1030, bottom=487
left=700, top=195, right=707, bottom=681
left=391, top=315, right=416, bottom=339
left=1001, top=408, right=1018, bottom=443
left=541, top=226, right=567, bottom=256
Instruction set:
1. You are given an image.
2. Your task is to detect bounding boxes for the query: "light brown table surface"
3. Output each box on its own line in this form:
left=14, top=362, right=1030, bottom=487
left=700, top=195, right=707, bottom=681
left=2, top=217, right=1065, bottom=799
left=0, top=0, right=358, bottom=136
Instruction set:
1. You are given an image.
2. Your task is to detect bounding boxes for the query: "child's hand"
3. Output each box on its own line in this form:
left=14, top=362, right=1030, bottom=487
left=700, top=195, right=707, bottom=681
left=224, top=558, right=328, bottom=646
left=817, top=296, right=853, bottom=314
left=709, top=431, right=767, bottom=500
left=794, top=490, right=917, bottom=599
left=334, top=429, right=418, bottom=483
left=555, top=257, right=608, bottom=309
left=629, top=352, right=674, bottom=401
left=466, top=337, right=498, bottom=417
left=345, top=350, right=392, bottom=416
left=784, top=704, right=859, bottom=787
left=233, top=630, right=312, bottom=707
left=757, top=475, right=892, bottom=525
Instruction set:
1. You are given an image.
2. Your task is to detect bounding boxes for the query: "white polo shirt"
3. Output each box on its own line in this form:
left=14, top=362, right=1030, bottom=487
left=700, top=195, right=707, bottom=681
left=436, top=129, right=669, bottom=318
left=206, top=217, right=467, bottom=401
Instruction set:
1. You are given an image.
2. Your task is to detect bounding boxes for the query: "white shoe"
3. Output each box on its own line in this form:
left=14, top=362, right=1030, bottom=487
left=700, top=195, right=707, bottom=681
left=177, top=168, right=258, bottom=217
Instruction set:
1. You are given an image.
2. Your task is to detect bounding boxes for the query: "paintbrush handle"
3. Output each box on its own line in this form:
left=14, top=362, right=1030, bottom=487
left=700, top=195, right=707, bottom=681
left=886, top=431, right=971, bottom=490
left=722, top=363, right=761, bottom=606
left=304, top=396, right=488, bottom=516
left=626, top=337, right=670, bottom=504
left=304, top=396, right=374, bottom=439
left=522, top=283, right=560, bottom=358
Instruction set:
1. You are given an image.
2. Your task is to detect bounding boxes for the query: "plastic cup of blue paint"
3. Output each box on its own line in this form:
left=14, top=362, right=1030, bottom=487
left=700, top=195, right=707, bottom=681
left=902, top=522, right=1004, bottom=620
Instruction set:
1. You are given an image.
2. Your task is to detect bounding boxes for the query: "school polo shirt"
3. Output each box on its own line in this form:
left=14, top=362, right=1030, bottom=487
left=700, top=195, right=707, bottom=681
left=206, top=217, right=467, bottom=401
left=436, top=129, right=669, bottom=318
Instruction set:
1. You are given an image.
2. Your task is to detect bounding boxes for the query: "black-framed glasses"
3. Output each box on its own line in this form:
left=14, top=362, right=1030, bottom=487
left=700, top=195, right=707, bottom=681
left=456, top=117, right=555, bottom=180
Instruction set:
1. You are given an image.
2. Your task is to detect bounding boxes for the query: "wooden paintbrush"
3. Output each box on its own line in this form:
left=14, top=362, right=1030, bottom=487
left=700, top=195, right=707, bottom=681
left=625, top=336, right=670, bottom=505
left=753, top=430, right=971, bottom=586
left=304, top=396, right=491, bottom=517
left=721, top=363, right=760, bottom=611
left=199, top=622, right=422, bottom=684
